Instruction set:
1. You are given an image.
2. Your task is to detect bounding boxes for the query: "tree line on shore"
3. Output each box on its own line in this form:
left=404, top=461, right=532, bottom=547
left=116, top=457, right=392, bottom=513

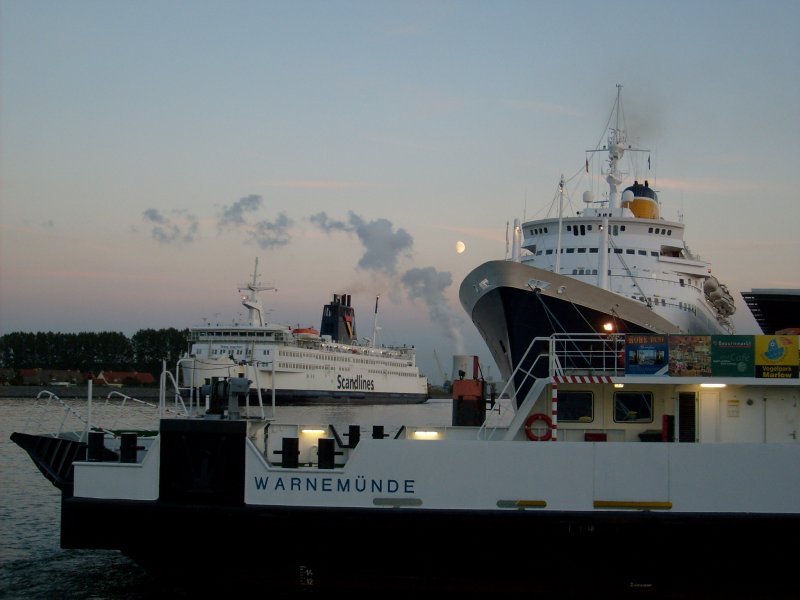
left=0, top=329, right=189, bottom=378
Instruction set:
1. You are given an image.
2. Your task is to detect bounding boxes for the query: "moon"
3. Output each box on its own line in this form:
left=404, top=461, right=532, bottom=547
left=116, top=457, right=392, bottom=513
left=455, top=240, right=466, bottom=254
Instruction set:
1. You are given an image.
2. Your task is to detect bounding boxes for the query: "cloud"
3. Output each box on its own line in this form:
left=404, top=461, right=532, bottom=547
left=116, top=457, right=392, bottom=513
left=309, top=211, right=462, bottom=349
left=401, top=266, right=464, bottom=351
left=218, top=194, right=263, bottom=229
left=215, top=194, right=294, bottom=249
left=142, top=208, right=199, bottom=244
left=249, top=213, right=294, bottom=249
left=308, top=211, right=353, bottom=233
left=137, top=203, right=463, bottom=354
left=309, top=211, right=413, bottom=275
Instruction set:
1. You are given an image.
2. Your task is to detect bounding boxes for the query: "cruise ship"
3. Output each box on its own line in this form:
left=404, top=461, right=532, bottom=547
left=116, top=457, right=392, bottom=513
left=459, top=85, right=736, bottom=401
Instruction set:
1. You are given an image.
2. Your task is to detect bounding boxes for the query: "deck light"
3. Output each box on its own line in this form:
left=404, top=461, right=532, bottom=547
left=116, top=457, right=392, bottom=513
left=301, top=428, right=326, bottom=435
left=603, top=322, right=614, bottom=332
left=414, top=430, right=439, bottom=439
left=700, top=383, right=726, bottom=388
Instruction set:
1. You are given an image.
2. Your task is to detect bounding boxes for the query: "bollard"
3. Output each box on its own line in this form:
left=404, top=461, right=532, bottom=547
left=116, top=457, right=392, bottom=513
left=119, top=432, right=138, bottom=463
left=87, top=431, right=105, bottom=462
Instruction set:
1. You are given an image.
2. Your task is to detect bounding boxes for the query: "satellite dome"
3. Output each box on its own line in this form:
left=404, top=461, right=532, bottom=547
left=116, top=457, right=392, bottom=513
left=582, top=191, right=595, bottom=204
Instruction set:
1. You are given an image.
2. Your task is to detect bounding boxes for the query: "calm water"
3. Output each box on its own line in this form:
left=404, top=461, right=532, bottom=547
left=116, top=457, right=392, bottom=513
left=0, top=395, right=461, bottom=599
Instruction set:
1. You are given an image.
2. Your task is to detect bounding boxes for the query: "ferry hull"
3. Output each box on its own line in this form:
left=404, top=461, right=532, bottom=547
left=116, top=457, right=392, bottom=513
left=52, top=416, right=800, bottom=595
left=60, top=494, right=799, bottom=595
left=199, top=387, right=429, bottom=406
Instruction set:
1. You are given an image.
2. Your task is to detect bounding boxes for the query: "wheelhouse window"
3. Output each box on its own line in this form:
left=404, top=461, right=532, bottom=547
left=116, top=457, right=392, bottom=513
left=558, top=391, right=594, bottom=422
left=614, top=391, right=654, bottom=423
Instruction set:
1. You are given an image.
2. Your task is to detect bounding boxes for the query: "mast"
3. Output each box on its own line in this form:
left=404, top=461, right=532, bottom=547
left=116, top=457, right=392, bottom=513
left=238, top=257, right=276, bottom=327
left=598, top=215, right=609, bottom=289
left=587, top=84, right=650, bottom=212
left=555, top=174, right=565, bottom=274
left=371, top=294, right=381, bottom=347
left=605, top=84, right=626, bottom=212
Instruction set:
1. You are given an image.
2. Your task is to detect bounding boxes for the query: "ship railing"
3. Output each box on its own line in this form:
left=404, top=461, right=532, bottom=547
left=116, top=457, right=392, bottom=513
left=22, top=379, right=181, bottom=443
left=24, top=390, right=93, bottom=442
left=549, top=333, right=626, bottom=377
left=477, top=330, right=554, bottom=439
left=478, top=333, right=626, bottom=440
left=172, top=357, right=223, bottom=418
left=105, top=391, right=187, bottom=427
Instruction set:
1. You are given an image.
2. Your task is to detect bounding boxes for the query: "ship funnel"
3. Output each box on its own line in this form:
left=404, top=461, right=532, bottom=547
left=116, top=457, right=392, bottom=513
left=621, top=181, right=659, bottom=219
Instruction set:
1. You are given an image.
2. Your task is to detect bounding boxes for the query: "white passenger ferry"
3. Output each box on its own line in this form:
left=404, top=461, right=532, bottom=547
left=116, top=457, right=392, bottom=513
left=180, top=258, right=428, bottom=405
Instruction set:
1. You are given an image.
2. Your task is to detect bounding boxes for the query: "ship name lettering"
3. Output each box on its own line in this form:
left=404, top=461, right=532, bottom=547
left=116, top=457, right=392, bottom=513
left=252, top=475, right=415, bottom=495
left=337, top=374, right=375, bottom=391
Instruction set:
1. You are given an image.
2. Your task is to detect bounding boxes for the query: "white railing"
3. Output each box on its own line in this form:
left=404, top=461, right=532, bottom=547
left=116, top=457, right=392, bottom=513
left=478, top=333, right=627, bottom=440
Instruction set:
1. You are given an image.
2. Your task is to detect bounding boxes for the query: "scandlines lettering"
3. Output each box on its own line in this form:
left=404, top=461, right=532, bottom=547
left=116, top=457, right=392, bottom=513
left=337, top=374, right=375, bottom=391
left=253, top=475, right=415, bottom=494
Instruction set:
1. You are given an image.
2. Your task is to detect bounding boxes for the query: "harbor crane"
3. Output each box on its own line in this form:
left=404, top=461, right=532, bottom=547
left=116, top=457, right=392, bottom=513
left=433, top=349, right=451, bottom=392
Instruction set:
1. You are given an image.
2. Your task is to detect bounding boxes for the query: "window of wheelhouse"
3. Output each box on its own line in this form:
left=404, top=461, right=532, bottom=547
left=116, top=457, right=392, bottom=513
left=614, top=391, right=654, bottom=423
left=557, top=391, right=594, bottom=422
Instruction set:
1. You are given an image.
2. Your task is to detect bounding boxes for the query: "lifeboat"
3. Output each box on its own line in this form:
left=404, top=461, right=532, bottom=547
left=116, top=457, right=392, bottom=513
left=704, top=276, right=736, bottom=317
left=293, top=327, right=320, bottom=339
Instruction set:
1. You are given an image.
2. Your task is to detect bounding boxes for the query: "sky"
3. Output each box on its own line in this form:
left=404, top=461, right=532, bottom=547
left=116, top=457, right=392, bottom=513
left=2, top=0, right=799, bottom=386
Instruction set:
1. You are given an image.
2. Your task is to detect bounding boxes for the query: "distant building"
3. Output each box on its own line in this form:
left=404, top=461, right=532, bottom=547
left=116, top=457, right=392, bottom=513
left=741, top=289, right=800, bottom=334
left=18, top=368, right=85, bottom=385
left=95, top=370, right=157, bottom=386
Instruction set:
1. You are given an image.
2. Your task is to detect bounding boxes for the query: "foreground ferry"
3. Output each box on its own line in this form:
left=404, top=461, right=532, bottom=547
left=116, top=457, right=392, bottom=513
left=180, top=258, right=428, bottom=405
left=10, top=332, right=799, bottom=595
left=460, top=85, right=738, bottom=401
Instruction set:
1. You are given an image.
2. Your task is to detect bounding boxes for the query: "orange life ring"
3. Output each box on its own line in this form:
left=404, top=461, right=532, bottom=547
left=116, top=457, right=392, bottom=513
left=524, top=413, right=553, bottom=441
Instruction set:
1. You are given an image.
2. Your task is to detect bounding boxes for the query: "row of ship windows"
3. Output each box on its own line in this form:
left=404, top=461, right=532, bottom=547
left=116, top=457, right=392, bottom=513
left=275, top=364, right=416, bottom=377
left=568, top=271, right=700, bottom=292
left=536, top=248, right=660, bottom=256
left=630, top=296, right=698, bottom=314
left=197, top=331, right=283, bottom=338
left=208, top=347, right=406, bottom=368
left=530, top=225, right=673, bottom=237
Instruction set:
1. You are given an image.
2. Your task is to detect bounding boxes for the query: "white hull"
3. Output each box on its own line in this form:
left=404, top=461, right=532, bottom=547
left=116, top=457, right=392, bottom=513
left=181, top=351, right=428, bottom=404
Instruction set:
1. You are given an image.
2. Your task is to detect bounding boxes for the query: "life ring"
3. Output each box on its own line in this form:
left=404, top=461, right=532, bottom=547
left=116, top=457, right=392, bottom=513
left=524, top=413, right=553, bottom=441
